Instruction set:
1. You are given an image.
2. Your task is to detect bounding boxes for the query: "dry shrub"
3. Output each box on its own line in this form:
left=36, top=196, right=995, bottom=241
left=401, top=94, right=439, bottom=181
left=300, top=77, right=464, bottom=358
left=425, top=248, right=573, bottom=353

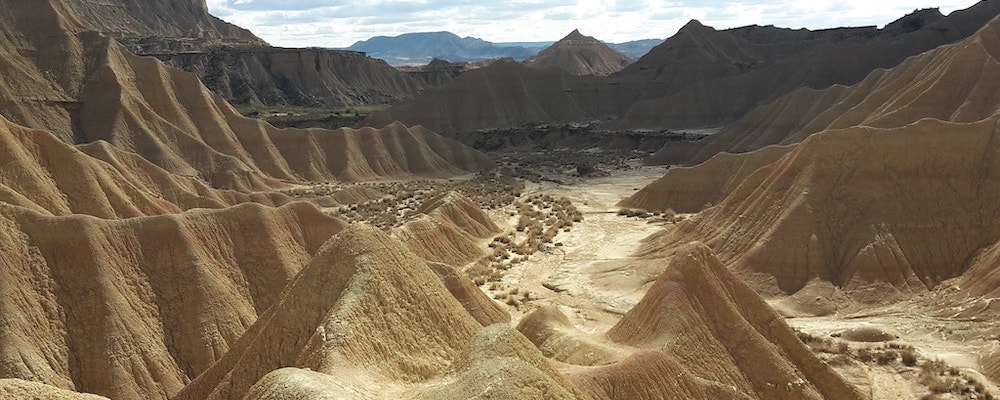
left=876, top=350, right=897, bottom=365
left=901, top=349, right=918, bottom=367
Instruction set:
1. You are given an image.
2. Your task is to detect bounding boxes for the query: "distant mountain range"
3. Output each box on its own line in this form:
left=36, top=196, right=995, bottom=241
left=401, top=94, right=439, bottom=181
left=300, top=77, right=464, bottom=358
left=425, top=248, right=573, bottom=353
left=608, top=39, right=665, bottom=60
left=345, top=31, right=661, bottom=66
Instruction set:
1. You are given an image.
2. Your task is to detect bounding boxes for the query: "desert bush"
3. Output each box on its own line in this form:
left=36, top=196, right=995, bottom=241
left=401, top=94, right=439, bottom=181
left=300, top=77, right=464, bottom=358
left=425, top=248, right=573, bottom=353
left=876, top=350, right=897, bottom=365
left=856, top=347, right=874, bottom=362
left=901, top=349, right=918, bottom=367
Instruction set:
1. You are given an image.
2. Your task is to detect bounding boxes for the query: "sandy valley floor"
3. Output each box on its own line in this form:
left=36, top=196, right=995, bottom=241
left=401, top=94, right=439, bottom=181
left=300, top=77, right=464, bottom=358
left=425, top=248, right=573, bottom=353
left=480, top=162, right=1000, bottom=399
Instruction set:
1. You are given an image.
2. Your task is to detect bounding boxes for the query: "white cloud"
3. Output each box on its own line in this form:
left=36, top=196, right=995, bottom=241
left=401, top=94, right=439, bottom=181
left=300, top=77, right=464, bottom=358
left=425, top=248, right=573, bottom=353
left=206, top=0, right=980, bottom=47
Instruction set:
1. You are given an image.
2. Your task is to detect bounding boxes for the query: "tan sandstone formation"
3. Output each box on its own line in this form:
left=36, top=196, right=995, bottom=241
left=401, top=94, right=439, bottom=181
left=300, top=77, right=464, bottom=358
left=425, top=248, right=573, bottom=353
left=173, top=225, right=522, bottom=400
left=630, top=16, right=1000, bottom=293
left=0, top=1, right=491, bottom=191
left=55, top=0, right=423, bottom=108
left=619, top=145, right=792, bottom=213
left=0, top=201, right=345, bottom=399
left=0, top=114, right=298, bottom=219
left=642, top=116, right=1000, bottom=293
left=364, top=60, right=623, bottom=136
left=0, top=379, right=110, bottom=400
left=396, top=191, right=502, bottom=266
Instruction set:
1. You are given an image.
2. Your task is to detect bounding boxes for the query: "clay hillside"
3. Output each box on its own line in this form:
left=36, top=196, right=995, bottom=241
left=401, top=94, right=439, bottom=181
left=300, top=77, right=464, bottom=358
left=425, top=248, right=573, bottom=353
left=608, top=1, right=1000, bottom=130
left=0, top=0, right=492, bottom=192
left=525, top=29, right=632, bottom=76
left=365, top=1, right=1000, bottom=139
left=365, top=59, right=627, bottom=136
left=57, top=0, right=424, bottom=108
left=647, top=2, right=1000, bottom=166
left=171, top=227, right=862, bottom=400
left=628, top=16, right=1000, bottom=294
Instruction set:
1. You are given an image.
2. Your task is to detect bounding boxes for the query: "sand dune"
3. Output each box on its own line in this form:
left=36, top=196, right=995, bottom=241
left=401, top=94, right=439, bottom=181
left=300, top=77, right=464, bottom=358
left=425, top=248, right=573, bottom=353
left=525, top=30, right=632, bottom=76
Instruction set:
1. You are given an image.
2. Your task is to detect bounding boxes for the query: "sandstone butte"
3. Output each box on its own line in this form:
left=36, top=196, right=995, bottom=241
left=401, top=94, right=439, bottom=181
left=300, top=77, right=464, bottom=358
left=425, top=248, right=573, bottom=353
left=525, top=29, right=632, bottom=77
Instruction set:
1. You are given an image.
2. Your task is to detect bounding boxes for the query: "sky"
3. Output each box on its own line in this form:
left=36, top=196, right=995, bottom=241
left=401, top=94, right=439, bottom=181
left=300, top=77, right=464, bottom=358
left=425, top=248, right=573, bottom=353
left=205, top=0, right=977, bottom=48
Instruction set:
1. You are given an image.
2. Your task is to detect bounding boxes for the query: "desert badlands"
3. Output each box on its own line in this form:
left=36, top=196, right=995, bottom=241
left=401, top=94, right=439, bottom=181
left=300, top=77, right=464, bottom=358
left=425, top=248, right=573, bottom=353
left=2, top=0, right=1000, bottom=399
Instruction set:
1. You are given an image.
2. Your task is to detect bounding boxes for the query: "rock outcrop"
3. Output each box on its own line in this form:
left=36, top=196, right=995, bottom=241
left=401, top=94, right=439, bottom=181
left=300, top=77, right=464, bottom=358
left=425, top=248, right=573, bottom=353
left=619, top=145, right=792, bottom=213
left=366, top=1, right=1000, bottom=139
left=0, top=379, right=110, bottom=400
left=155, top=48, right=424, bottom=108
left=525, top=29, right=632, bottom=76
left=631, top=16, right=1000, bottom=293
left=515, top=244, right=863, bottom=400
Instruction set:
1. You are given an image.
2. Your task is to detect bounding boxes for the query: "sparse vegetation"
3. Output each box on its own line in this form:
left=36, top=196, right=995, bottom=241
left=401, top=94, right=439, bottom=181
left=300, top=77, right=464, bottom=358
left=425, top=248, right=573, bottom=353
left=796, top=330, right=994, bottom=400
left=293, top=169, right=523, bottom=230
left=918, top=359, right=991, bottom=399
left=236, top=105, right=384, bottom=129
left=465, top=192, right=583, bottom=291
